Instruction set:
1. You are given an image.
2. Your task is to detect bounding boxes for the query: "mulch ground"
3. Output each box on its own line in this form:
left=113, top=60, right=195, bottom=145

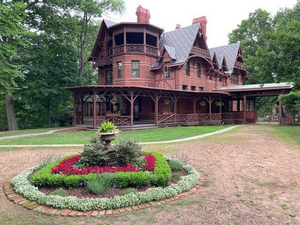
left=1, top=124, right=300, bottom=224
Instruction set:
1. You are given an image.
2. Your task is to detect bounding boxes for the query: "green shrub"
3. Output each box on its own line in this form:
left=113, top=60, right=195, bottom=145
left=168, top=160, right=183, bottom=171
left=122, top=188, right=138, bottom=195
left=49, top=189, right=68, bottom=197
left=85, top=174, right=110, bottom=195
left=114, top=139, right=143, bottom=167
left=97, top=122, right=117, bottom=133
left=77, top=136, right=109, bottom=167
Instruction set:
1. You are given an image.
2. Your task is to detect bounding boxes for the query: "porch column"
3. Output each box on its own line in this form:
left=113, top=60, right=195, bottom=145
left=81, top=94, right=84, bottom=124
left=237, top=95, right=240, bottom=111
left=279, top=99, right=283, bottom=124
left=93, top=89, right=97, bottom=129
left=209, top=96, right=212, bottom=121
left=130, top=90, right=134, bottom=127
left=253, top=98, right=257, bottom=123
left=219, top=97, right=222, bottom=119
left=73, top=92, right=77, bottom=126
left=243, top=95, right=247, bottom=124
left=155, top=93, right=158, bottom=126
left=193, top=97, right=196, bottom=114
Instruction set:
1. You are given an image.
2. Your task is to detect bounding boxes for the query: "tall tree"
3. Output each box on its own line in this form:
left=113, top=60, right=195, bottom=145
left=0, top=1, right=29, bottom=130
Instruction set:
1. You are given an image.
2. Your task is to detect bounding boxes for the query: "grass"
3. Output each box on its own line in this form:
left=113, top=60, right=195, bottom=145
left=0, top=125, right=232, bottom=145
left=0, top=127, right=67, bottom=137
left=271, top=125, right=300, bottom=147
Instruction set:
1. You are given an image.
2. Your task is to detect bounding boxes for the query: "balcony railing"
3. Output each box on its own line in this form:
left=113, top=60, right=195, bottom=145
left=95, top=57, right=112, bottom=67
left=112, top=44, right=158, bottom=57
left=190, top=46, right=211, bottom=59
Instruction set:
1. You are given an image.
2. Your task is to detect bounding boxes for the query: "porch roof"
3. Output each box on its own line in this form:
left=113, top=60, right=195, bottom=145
left=65, top=85, right=228, bottom=96
left=215, top=82, right=293, bottom=93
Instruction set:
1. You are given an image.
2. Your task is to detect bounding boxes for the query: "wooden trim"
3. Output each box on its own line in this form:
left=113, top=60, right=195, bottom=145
left=130, top=90, right=134, bottom=127
left=93, top=89, right=97, bottom=129
left=243, top=95, right=247, bottom=124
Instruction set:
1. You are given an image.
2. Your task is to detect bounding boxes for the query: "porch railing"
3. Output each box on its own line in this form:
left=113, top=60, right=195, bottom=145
left=112, top=44, right=158, bottom=57
left=157, top=113, right=222, bottom=126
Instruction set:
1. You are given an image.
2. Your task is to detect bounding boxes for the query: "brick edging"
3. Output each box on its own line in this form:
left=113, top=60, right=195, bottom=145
left=3, top=172, right=205, bottom=217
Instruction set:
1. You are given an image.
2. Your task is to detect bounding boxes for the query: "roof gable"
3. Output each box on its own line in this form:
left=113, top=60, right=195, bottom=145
left=209, top=43, right=240, bottom=72
left=159, top=23, right=201, bottom=65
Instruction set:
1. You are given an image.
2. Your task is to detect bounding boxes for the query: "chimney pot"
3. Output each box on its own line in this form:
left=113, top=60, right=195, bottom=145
left=175, top=24, right=181, bottom=29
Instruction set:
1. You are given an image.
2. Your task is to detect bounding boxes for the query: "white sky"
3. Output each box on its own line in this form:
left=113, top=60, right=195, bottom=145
left=106, top=0, right=298, bottom=48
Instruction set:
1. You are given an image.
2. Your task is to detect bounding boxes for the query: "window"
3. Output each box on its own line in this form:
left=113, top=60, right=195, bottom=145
left=185, top=62, right=190, bottom=76
left=182, top=85, right=188, bottom=90
left=231, top=74, right=238, bottom=84
left=197, top=63, right=201, bottom=78
left=191, top=86, right=196, bottom=91
left=164, top=67, right=170, bottom=78
left=105, top=70, right=113, bottom=84
left=219, top=75, right=223, bottom=82
left=132, top=60, right=139, bottom=77
left=199, top=87, right=204, bottom=91
left=117, top=62, right=122, bottom=78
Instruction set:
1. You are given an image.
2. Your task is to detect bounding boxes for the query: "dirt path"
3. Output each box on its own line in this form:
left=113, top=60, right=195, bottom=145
left=0, top=125, right=299, bottom=224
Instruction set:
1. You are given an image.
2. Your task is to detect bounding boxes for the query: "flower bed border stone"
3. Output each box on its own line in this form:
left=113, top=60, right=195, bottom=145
left=4, top=158, right=205, bottom=217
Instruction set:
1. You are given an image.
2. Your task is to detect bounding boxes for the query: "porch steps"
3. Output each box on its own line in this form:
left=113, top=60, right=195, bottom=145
left=54, top=126, right=88, bottom=133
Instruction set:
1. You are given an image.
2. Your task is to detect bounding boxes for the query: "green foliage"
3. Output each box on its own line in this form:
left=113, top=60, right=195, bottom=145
left=279, top=91, right=300, bottom=117
left=85, top=174, right=110, bottom=194
left=77, top=136, right=109, bottom=167
left=122, top=188, right=138, bottom=195
left=171, top=173, right=182, bottom=180
left=97, top=122, right=117, bottom=133
left=49, top=189, right=68, bottom=197
left=168, top=160, right=184, bottom=171
left=0, top=2, right=29, bottom=95
left=30, top=152, right=171, bottom=188
left=114, top=139, right=143, bottom=167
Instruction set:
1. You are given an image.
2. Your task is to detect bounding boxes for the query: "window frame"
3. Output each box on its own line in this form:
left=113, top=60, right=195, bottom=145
left=131, top=60, right=140, bottom=77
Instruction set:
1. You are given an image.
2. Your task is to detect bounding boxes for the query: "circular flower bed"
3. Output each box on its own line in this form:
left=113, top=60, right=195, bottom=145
left=11, top=157, right=199, bottom=212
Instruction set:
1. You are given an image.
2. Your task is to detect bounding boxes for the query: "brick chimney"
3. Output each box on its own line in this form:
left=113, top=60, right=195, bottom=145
left=136, top=5, right=150, bottom=23
left=192, top=16, right=207, bottom=41
left=175, top=24, right=181, bottom=29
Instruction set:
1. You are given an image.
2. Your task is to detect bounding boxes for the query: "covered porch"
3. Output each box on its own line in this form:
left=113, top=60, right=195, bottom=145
left=66, top=85, right=229, bottom=129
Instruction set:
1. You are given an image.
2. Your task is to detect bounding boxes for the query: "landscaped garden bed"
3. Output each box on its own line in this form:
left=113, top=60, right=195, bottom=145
left=10, top=122, right=200, bottom=212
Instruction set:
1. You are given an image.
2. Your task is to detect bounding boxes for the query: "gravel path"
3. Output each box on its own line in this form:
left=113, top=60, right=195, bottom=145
left=0, top=124, right=299, bottom=225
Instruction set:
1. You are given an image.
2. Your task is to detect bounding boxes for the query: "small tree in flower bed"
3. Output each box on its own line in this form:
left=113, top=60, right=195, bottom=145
left=114, top=139, right=144, bottom=167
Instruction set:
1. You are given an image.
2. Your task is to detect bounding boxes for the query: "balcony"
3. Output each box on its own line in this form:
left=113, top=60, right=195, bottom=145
left=190, top=46, right=210, bottom=59
left=94, top=57, right=112, bottom=67
left=112, top=44, right=158, bottom=57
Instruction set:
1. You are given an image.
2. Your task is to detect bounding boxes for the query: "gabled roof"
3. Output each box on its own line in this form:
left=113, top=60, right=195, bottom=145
left=159, top=23, right=201, bottom=65
left=163, top=45, right=176, bottom=60
left=209, top=43, right=240, bottom=72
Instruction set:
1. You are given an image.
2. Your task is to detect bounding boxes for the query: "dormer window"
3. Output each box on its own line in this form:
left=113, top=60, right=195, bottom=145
left=185, top=62, right=190, bottom=76
left=164, top=67, right=171, bottom=78
left=132, top=60, right=139, bottom=77
left=197, top=63, right=201, bottom=78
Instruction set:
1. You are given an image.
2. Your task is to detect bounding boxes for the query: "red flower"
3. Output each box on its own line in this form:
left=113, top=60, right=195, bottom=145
left=51, top=154, right=156, bottom=176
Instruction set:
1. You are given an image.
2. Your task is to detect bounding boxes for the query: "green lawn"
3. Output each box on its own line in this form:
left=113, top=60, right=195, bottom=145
left=0, top=127, right=67, bottom=137
left=0, top=125, right=231, bottom=145
left=271, top=125, right=300, bottom=147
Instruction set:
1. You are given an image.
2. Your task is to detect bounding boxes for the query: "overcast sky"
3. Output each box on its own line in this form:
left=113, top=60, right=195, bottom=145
left=106, top=0, right=297, bottom=48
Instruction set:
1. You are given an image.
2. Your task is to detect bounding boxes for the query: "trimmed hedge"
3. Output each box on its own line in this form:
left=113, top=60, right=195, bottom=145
left=30, top=152, right=171, bottom=188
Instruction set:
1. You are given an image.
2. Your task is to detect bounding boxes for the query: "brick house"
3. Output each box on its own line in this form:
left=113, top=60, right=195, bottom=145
left=67, top=6, right=292, bottom=129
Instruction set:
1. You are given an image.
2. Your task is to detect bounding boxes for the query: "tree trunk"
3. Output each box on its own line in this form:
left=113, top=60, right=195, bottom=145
left=5, top=91, right=18, bottom=131
left=47, top=101, right=51, bottom=128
